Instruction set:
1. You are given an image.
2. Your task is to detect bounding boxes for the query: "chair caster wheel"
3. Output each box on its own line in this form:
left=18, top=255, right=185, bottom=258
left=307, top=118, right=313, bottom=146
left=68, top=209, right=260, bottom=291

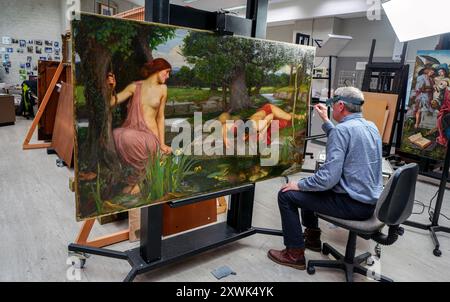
left=307, top=266, right=315, bottom=275
left=433, top=249, right=442, bottom=257
left=366, top=257, right=375, bottom=266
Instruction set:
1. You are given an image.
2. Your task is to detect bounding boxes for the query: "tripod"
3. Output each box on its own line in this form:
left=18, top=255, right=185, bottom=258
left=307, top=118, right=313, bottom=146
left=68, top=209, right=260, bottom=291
left=403, top=138, right=450, bottom=257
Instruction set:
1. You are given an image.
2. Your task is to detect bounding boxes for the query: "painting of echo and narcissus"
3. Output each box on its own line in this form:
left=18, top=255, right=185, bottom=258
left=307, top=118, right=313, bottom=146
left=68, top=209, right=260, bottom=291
left=73, top=13, right=315, bottom=220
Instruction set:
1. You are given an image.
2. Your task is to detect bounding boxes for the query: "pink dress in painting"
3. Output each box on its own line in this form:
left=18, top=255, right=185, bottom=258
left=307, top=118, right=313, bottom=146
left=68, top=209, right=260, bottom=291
left=113, top=81, right=160, bottom=174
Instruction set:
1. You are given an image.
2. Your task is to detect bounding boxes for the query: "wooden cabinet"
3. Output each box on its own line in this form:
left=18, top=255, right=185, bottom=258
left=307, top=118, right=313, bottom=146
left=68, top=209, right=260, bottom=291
left=0, top=94, right=15, bottom=125
left=37, top=61, right=67, bottom=141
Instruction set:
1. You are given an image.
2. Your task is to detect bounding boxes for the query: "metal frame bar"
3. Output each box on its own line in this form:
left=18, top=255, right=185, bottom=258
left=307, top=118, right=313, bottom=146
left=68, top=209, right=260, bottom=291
left=402, top=139, right=450, bottom=257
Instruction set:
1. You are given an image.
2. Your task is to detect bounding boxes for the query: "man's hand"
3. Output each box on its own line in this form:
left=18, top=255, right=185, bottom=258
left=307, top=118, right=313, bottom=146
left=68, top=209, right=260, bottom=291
left=281, top=181, right=300, bottom=192
left=314, top=104, right=329, bottom=122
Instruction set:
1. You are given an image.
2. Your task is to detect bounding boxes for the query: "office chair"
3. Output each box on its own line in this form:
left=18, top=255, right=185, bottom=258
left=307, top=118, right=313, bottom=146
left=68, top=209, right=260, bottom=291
left=307, top=163, right=419, bottom=282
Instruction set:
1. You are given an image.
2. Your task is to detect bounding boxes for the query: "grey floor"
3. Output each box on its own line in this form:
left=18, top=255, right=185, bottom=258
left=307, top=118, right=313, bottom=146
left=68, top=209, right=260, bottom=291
left=1, top=117, right=450, bottom=282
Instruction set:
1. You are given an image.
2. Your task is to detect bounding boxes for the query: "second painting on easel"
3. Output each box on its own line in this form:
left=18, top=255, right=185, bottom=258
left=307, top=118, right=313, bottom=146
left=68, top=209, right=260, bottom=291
left=400, top=50, right=450, bottom=161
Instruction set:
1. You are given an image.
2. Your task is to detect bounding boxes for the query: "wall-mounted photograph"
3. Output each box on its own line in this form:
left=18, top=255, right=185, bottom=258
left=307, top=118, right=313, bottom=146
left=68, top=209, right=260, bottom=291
left=98, top=3, right=117, bottom=16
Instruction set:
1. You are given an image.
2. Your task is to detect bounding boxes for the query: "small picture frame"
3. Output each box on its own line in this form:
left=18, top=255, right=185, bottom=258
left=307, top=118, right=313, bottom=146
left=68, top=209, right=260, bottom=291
left=98, top=3, right=117, bottom=16
left=45, top=40, right=53, bottom=46
left=19, top=40, right=26, bottom=47
left=35, top=46, right=42, bottom=54
left=54, top=41, right=59, bottom=48
left=7, top=48, right=13, bottom=53
left=11, top=39, right=19, bottom=44
left=28, top=40, right=33, bottom=44
left=2, top=36, right=12, bottom=45
left=35, top=40, right=43, bottom=46
left=27, top=46, right=33, bottom=53
left=45, top=47, right=52, bottom=53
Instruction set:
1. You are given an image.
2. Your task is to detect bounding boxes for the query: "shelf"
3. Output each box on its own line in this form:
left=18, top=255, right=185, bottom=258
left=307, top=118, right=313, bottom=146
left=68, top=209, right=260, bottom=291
left=313, top=77, right=329, bottom=80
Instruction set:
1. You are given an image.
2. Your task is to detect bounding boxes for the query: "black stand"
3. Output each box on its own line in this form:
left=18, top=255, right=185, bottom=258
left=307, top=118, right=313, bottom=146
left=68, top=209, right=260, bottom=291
left=68, top=0, right=285, bottom=282
left=361, top=39, right=410, bottom=156
left=402, top=139, right=450, bottom=257
left=69, top=184, right=283, bottom=282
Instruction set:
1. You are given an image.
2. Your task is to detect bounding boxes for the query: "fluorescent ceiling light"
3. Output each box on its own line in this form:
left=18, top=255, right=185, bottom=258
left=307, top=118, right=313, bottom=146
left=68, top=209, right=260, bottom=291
left=383, top=0, right=450, bottom=42
left=183, top=0, right=199, bottom=3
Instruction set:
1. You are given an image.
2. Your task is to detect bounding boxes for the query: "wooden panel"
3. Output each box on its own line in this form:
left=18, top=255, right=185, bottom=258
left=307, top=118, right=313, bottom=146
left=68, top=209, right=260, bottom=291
left=162, top=198, right=218, bottom=236
left=363, top=92, right=399, bottom=144
left=37, top=61, right=66, bottom=141
left=0, top=95, right=16, bottom=125
left=128, top=198, right=219, bottom=241
left=51, top=82, right=74, bottom=166
left=362, top=98, right=388, bottom=136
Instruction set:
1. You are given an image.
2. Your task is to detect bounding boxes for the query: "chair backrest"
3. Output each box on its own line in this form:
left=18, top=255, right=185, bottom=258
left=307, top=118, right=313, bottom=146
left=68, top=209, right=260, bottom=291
left=375, top=163, right=419, bottom=225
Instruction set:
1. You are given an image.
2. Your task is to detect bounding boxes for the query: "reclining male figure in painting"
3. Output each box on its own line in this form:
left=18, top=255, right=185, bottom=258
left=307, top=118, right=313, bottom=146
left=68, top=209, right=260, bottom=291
left=218, top=104, right=306, bottom=147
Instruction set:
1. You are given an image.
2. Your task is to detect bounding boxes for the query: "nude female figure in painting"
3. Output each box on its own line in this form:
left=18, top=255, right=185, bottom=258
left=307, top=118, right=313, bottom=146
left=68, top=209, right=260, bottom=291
left=108, top=58, right=173, bottom=195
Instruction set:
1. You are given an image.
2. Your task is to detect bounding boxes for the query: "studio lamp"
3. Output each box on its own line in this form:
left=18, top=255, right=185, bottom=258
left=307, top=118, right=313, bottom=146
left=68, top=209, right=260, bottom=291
left=382, top=0, right=450, bottom=42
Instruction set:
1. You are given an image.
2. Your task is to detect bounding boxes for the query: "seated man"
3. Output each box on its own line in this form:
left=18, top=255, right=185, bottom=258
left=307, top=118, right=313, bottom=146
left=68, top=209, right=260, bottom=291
left=268, top=87, right=383, bottom=270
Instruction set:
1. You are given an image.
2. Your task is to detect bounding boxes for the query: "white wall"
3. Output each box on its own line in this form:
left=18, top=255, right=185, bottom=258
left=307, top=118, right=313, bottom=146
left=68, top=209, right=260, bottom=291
left=267, top=14, right=444, bottom=83
left=0, top=0, right=140, bottom=84
left=267, top=0, right=371, bottom=24
left=267, top=17, right=336, bottom=44
left=0, top=0, right=63, bottom=84
left=81, top=0, right=139, bottom=14
left=335, top=16, right=396, bottom=58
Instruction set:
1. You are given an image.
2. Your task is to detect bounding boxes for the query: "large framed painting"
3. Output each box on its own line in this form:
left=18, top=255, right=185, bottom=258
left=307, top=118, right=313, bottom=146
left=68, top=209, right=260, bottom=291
left=73, top=13, right=315, bottom=220
left=399, top=50, right=450, bottom=161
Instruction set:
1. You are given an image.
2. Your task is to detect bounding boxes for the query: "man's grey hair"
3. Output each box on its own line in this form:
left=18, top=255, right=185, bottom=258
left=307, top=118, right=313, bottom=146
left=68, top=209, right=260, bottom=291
left=334, top=87, right=364, bottom=113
